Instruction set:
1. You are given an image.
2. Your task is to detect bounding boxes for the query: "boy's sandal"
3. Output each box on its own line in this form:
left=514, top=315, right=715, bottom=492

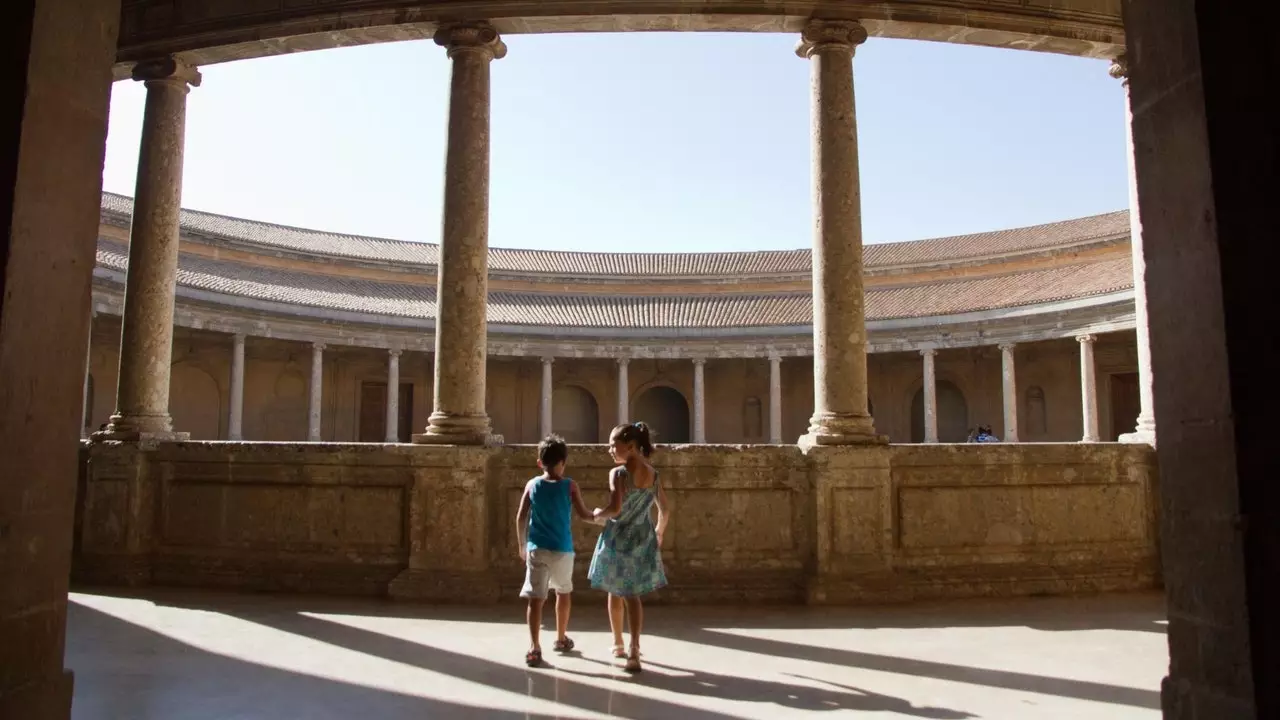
left=525, top=648, right=542, bottom=667
left=553, top=637, right=575, bottom=653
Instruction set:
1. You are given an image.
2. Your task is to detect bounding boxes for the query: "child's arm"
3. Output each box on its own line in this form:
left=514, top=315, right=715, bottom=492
left=515, top=481, right=532, bottom=559
left=654, top=477, right=670, bottom=548
left=592, top=467, right=626, bottom=521
left=568, top=480, right=594, bottom=522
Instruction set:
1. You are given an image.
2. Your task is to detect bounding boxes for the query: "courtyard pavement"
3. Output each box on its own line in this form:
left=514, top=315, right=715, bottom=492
left=67, top=589, right=1167, bottom=719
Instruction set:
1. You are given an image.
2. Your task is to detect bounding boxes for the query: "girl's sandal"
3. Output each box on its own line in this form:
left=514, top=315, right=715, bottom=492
left=525, top=648, right=543, bottom=667
left=611, top=644, right=627, bottom=659
left=624, top=647, right=642, bottom=674
left=553, top=637, right=575, bottom=653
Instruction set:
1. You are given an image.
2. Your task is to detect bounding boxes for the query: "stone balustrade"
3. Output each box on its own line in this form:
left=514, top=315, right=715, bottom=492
left=75, top=441, right=1160, bottom=603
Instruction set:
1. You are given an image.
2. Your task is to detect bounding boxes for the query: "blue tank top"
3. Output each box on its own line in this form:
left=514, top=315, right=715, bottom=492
left=527, top=476, right=574, bottom=553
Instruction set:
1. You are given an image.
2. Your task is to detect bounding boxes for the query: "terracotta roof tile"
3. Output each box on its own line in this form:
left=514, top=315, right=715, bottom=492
left=96, top=239, right=1133, bottom=328
left=100, top=193, right=1129, bottom=277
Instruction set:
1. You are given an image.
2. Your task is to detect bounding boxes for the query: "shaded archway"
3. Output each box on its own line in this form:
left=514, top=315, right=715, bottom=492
left=171, top=363, right=223, bottom=439
left=910, top=381, right=969, bottom=443
left=633, top=386, right=690, bottom=444
left=552, top=385, right=600, bottom=443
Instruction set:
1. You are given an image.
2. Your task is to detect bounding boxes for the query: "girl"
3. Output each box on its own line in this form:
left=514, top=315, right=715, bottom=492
left=588, top=421, right=669, bottom=673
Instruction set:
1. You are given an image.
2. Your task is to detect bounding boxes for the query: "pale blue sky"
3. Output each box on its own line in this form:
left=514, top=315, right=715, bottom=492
left=102, top=33, right=1127, bottom=253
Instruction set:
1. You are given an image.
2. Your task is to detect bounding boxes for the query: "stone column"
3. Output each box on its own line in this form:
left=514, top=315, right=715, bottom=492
left=385, top=349, right=402, bottom=443
left=768, top=354, right=783, bottom=444
left=1110, top=56, right=1157, bottom=446
left=417, top=23, right=505, bottom=446
left=102, top=58, right=201, bottom=441
left=228, top=333, right=246, bottom=440
left=1000, top=343, right=1019, bottom=442
left=82, top=311, right=96, bottom=438
left=616, top=357, right=630, bottom=425
left=539, top=356, right=554, bottom=438
left=692, top=358, right=707, bottom=443
left=921, top=348, right=938, bottom=443
left=796, top=20, right=879, bottom=447
left=1078, top=334, right=1100, bottom=442
left=308, top=342, right=324, bottom=442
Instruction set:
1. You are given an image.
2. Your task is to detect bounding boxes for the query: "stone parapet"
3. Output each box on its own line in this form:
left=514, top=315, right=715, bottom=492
left=74, top=441, right=1159, bottom=604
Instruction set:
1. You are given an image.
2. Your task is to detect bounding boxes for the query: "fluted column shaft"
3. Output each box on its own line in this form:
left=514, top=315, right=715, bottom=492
left=540, top=357, right=554, bottom=438
left=308, top=342, right=324, bottom=441
left=1000, top=343, right=1019, bottom=442
left=228, top=333, right=245, bottom=440
left=768, top=355, right=783, bottom=444
left=1111, top=56, right=1157, bottom=446
left=616, top=358, right=630, bottom=425
left=104, top=58, right=200, bottom=441
left=385, top=349, right=402, bottom=442
left=1079, top=335, right=1100, bottom=442
left=921, top=348, right=938, bottom=443
left=796, top=20, right=879, bottom=446
left=419, top=24, right=505, bottom=445
left=692, top=358, right=706, bottom=443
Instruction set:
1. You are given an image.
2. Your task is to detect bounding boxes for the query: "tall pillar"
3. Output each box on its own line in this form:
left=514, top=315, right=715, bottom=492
left=1110, top=56, right=1157, bottom=446
left=102, top=57, right=201, bottom=441
left=768, top=354, right=783, bottom=444
left=417, top=23, right=505, bottom=446
left=385, top=349, right=402, bottom=443
left=1, top=1, right=120, bottom=716
left=228, top=333, right=245, bottom=440
left=308, top=342, right=324, bottom=442
left=921, top=348, right=938, bottom=443
left=692, top=358, right=706, bottom=443
left=1000, top=343, right=1019, bottom=442
left=796, top=20, right=880, bottom=447
left=1078, top=334, right=1099, bottom=442
left=81, top=311, right=96, bottom=438
left=539, top=356, right=554, bottom=438
left=616, top=357, right=630, bottom=425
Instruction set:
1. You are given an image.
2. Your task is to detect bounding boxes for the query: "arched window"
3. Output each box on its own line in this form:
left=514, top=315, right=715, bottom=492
left=552, top=385, right=600, bottom=443
left=910, top=381, right=969, bottom=443
left=1026, top=386, right=1047, bottom=438
left=743, top=396, right=763, bottom=440
left=633, top=386, right=690, bottom=444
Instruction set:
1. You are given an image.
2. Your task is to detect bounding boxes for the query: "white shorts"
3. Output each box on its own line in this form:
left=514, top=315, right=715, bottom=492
left=520, top=549, right=575, bottom=599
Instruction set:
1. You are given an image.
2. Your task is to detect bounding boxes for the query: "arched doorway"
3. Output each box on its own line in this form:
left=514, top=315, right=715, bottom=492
left=910, top=381, right=969, bottom=443
left=632, top=386, right=690, bottom=444
left=552, top=385, right=599, bottom=443
left=171, top=363, right=223, bottom=439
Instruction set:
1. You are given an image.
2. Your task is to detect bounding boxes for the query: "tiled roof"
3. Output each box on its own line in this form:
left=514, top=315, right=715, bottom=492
left=100, top=193, right=1129, bottom=277
left=96, top=240, right=1133, bottom=327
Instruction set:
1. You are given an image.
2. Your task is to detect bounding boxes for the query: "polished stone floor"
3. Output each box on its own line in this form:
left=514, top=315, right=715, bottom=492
left=67, top=589, right=1167, bottom=719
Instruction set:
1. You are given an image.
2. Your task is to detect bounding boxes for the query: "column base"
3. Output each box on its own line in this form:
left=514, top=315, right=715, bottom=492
left=414, top=412, right=501, bottom=446
left=1119, top=420, right=1157, bottom=446
left=91, top=428, right=190, bottom=443
left=798, top=412, right=886, bottom=447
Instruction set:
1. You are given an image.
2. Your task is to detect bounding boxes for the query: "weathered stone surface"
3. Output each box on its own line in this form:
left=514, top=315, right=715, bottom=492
left=75, top=441, right=1160, bottom=606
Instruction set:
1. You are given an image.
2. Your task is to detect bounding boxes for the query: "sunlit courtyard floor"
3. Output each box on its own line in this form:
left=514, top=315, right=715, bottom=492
left=67, top=589, right=1167, bottom=719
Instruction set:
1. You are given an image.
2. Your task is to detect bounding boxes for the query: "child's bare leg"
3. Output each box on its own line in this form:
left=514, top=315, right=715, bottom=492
left=607, top=594, right=625, bottom=650
left=624, top=596, right=643, bottom=652
left=527, top=598, right=545, bottom=651
left=554, top=592, right=572, bottom=641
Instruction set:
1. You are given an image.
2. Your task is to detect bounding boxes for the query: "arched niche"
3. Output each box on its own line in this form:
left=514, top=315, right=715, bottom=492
left=910, top=380, right=970, bottom=443
left=632, top=385, right=690, bottom=444
left=552, top=385, right=600, bottom=443
left=170, top=363, right=223, bottom=439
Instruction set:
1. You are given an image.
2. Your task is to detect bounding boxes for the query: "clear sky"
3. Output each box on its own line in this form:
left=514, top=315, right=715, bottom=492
left=102, top=32, right=1127, bottom=253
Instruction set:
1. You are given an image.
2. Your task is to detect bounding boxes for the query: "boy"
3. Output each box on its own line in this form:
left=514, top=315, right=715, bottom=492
left=516, top=434, right=593, bottom=667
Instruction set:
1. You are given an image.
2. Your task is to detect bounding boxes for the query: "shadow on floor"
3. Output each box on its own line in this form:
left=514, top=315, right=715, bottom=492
left=66, top=600, right=584, bottom=720
left=560, top=657, right=975, bottom=718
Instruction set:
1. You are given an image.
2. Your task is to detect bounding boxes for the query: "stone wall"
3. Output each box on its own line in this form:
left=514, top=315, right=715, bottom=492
left=74, top=441, right=1160, bottom=604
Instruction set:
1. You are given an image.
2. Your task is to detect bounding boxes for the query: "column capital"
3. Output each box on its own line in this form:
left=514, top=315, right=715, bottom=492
left=1108, top=53, right=1129, bottom=81
left=919, top=347, right=937, bottom=357
left=1076, top=334, right=1097, bottom=344
left=541, top=355, right=555, bottom=365
left=434, top=23, right=507, bottom=61
left=616, top=357, right=630, bottom=367
left=998, top=342, right=1017, bottom=353
left=312, top=342, right=326, bottom=352
left=796, top=19, right=868, bottom=59
left=388, top=348, right=403, bottom=358
left=691, top=357, right=707, bottom=366
left=768, top=352, right=782, bottom=363
left=131, top=56, right=202, bottom=87
left=232, top=332, right=247, bottom=343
